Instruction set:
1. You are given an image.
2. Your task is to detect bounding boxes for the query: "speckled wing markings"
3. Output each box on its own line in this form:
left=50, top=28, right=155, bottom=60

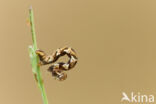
left=36, top=47, right=78, bottom=81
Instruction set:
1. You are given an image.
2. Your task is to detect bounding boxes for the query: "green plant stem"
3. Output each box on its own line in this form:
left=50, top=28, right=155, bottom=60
left=29, top=6, right=37, bottom=50
left=28, top=6, right=49, bottom=104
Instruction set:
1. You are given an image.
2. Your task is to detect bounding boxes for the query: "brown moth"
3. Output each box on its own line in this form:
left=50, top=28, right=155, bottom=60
left=36, top=47, right=78, bottom=81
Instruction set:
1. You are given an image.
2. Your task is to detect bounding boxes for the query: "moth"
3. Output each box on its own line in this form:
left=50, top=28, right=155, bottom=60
left=36, top=47, right=78, bottom=81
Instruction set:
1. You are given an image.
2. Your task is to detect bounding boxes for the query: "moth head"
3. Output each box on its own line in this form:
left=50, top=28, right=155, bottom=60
left=52, top=71, right=67, bottom=81
left=57, top=72, right=67, bottom=81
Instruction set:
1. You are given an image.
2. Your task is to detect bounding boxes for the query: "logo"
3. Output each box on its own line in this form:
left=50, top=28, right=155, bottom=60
left=121, top=92, right=154, bottom=103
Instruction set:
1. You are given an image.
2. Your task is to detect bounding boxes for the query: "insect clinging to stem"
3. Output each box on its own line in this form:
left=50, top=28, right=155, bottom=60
left=36, top=46, right=78, bottom=81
